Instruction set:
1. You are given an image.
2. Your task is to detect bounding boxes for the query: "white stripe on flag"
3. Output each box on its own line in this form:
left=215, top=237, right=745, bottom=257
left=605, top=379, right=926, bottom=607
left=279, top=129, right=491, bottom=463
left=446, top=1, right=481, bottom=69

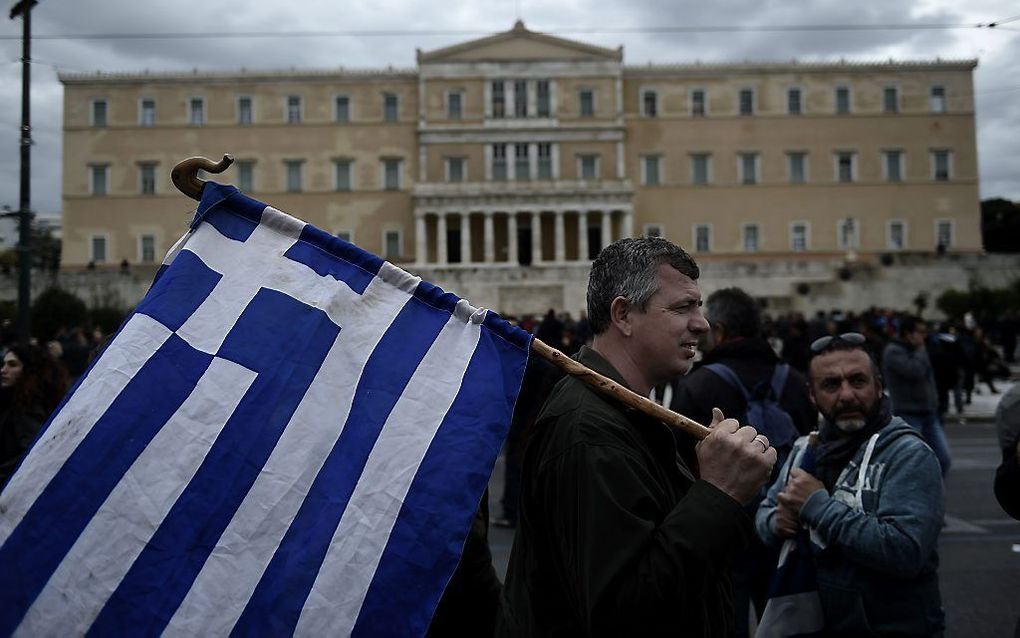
left=0, top=314, right=172, bottom=548
left=294, top=314, right=482, bottom=637
left=164, top=276, right=412, bottom=637
left=15, top=356, right=257, bottom=636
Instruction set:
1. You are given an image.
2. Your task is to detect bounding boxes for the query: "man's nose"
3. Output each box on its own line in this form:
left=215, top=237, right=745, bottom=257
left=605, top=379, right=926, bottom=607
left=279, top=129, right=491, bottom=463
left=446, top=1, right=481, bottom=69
left=691, top=310, right=710, bottom=333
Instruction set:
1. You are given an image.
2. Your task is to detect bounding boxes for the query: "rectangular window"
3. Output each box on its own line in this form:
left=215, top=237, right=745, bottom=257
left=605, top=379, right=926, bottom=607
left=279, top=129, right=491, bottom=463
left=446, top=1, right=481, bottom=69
left=579, top=89, right=595, bottom=117
left=644, top=224, right=663, bottom=238
left=514, top=80, right=528, bottom=118
left=787, top=88, right=802, bottom=115
left=492, top=143, right=508, bottom=181
left=883, top=86, right=899, bottom=113
left=335, top=160, right=352, bottom=191
left=691, top=153, right=711, bottom=185
left=936, top=219, right=953, bottom=248
left=336, top=230, right=353, bottom=243
left=884, top=150, right=904, bottom=182
left=139, top=163, right=157, bottom=195
left=835, top=87, right=851, bottom=114
left=335, top=95, right=350, bottom=122
left=838, top=218, right=858, bottom=250
left=642, top=90, right=658, bottom=117
left=383, top=93, right=399, bottom=122
left=139, top=234, right=156, bottom=263
left=790, top=222, right=808, bottom=252
left=888, top=220, right=906, bottom=250
left=285, top=160, right=303, bottom=192
left=90, top=164, right=108, bottom=196
left=835, top=152, right=856, bottom=183
left=491, top=81, right=505, bottom=119
left=932, top=150, right=951, bottom=181
left=383, top=158, right=402, bottom=190
left=743, top=224, right=760, bottom=252
left=739, top=89, right=754, bottom=116
left=189, top=98, right=205, bottom=125
left=286, top=96, right=302, bottom=123
left=237, top=96, right=253, bottom=125
left=140, top=99, right=156, bottom=126
left=642, top=155, right=661, bottom=186
left=579, top=154, right=599, bottom=180
left=536, top=80, right=551, bottom=117
left=91, top=235, right=107, bottom=264
left=930, top=86, right=946, bottom=113
left=788, top=152, right=807, bottom=184
left=237, top=160, right=255, bottom=192
left=537, top=143, right=553, bottom=179
left=92, top=99, right=108, bottom=127
left=691, top=89, right=706, bottom=116
left=447, top=91, right=463, bottom=120
left=446, top=157, right=465, bottom=183
left=515, top=144, right=530, bottom=181
left=384, top=230, right=401, bottom=260
left=739, top=153, right=759, bottom=185
left=694, top=224, right=711, bottom=253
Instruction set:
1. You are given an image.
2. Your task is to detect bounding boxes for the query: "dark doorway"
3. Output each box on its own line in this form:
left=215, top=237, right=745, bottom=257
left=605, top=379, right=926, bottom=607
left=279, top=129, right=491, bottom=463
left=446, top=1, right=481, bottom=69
left=517, top=227, right=532, bottom=265
left=587, top=227, right=602, bottom=260
left=448, top=229, right=461, bottom=263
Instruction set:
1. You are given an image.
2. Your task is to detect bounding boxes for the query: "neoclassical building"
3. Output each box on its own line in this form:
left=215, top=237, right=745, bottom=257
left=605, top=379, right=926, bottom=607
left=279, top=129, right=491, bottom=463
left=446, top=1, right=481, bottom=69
left=60, top=22, right=980, bottom=314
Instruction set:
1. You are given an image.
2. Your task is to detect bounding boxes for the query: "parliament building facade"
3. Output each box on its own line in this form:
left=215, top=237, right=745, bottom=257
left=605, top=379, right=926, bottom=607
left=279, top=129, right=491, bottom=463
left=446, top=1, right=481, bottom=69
left=59, top=22, right=981, bottom=315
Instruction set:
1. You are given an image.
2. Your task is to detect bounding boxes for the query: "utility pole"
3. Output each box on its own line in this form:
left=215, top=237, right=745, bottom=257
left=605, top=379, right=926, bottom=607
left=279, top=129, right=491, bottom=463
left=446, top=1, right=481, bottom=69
left=10, top=0, right=37, bottom=341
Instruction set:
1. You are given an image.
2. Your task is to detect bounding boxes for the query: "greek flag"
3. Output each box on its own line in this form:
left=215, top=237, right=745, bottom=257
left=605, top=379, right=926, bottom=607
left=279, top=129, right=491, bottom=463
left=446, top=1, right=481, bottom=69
left=0, top=183, right=531, bottom=636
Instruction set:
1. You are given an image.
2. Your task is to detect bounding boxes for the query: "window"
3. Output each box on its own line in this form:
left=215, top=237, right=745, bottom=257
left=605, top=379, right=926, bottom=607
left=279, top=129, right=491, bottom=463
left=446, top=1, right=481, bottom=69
left=883, top=150, right=904, bottom=182
left=935, top=219, right=953, bottom=248
left=739, top=153, right=759, bottom=185
left=694, top=224, right=711, bottom=253
left=931, top=150, right=952, bottom=181
left=285, top=160, right=303, bottom=192
left=578, top=154, right=599, bottom=180
left=335, top=95, right=351, bottom=122
left=883, top=86, right=899, bottom=113
left=642, top=155, right=661, bottom=186
left=384, top=230, right=401, bottom=259
left=237, top=160, right=255, bottom=192
left=690, top=89, right=706, bottom=116
left=447, top=91, right=463, bottom=120
left=838, top=218, right=859, bottom=250
left=336, top=230, right=353, bottom=243
left=579, top=89, right=595, bottom=117
left=446, top=157, right=465, bottom=183
left=492, top=143, right=508, bottom=181
left=189, top=98, right=205, bottom=125
left=92, top=99, right=108, bottom=127
left=536, top=80, right=551, bottom=117
left=90, top=235, right=107, bottom=263
left=237, top=96, right=253, bottom=125
left=642, top=89, right=658, bottom=117
left=930, top=86, right=946, bottom=113
left=334, top=160, right=352, bottom=191
left=515, top=144, right=530, bottom=181
left=739, top=89, right=755, bottom=116
left=514, top=80, right=528, bottom=118
left=690, top=153, right=711, bottom=185
left=139, top=162, right=157, bottom=195
left=286, top=96, right=302, bottom=123
left=537, top=143, right=553, bottom=179
left=835, top=86, right=851, bottom=114
left=140, top=99, right=156, bottom=126
left=835, top=152, right=856, bottom=183
left=787, top=88, right=802, bottom=115
left=790, top=222, right=808, bottom=252
left=887, top=220, right=906, bottom=250
left=491, top=81, right=505, bottom=119
left=787, top=152, right=807, bottom=184
left=383, top=93, right=399, bottom=122
left=644, top=224, right=663, bottom=238
left=90, top=164, right=108, bottom=196
left=743, top=224, right=760, bottom=252
left=139, top=234, right=156, bottom=263
left=383, top=158, right=402, bottom=190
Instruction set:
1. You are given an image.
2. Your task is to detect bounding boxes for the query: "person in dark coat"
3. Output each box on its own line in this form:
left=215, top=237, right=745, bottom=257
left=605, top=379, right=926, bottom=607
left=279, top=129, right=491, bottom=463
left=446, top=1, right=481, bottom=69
left=498, top=237, right=777, bottom=637
left=994, top=384, right=1020, bottom=521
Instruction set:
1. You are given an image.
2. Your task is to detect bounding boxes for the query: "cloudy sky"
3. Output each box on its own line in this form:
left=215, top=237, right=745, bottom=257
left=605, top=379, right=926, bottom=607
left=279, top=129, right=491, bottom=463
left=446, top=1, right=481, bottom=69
left=0, top=0, right=1017, bottom=214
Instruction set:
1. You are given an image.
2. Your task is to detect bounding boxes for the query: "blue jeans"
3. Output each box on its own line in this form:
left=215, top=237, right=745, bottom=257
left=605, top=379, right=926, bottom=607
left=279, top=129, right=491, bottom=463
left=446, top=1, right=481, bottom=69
left=900, top=412, right=952, bottom=477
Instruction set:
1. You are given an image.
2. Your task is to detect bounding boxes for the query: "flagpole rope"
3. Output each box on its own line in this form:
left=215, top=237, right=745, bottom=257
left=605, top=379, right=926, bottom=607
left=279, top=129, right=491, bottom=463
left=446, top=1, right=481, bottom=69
left=530, top=338, right=712, bottom=440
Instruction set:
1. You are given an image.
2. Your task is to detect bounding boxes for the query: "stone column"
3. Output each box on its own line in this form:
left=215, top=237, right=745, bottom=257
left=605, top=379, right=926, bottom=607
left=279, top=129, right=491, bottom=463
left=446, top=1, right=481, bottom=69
left=507, top=212, right=519, bottom=265
left=554, top=211, right=566, bottom=262
left=460, top=212, right=472, bottom=264
left=601, top=210, right=613, bottom=253
left=577, top=211, right=589, bottom=261
left=622, top=209, right=634, bottom=238
left=531, top=211, right=543, bottom=265
left=436, top=212, right=448, bottom=266
left=415, top=213, right=427, bottom=265
left=483, top=211, right=495, bottom=263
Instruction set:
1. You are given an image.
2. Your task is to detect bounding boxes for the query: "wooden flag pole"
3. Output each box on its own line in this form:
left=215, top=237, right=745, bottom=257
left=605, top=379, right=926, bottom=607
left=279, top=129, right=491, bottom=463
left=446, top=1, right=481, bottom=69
left=530, top=338, right=712, bottom=441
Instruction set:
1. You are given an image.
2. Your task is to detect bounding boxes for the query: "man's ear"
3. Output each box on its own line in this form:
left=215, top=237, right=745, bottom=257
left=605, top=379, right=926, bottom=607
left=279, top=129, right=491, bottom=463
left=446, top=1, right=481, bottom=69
left=609, top=296, right=633, bottom=337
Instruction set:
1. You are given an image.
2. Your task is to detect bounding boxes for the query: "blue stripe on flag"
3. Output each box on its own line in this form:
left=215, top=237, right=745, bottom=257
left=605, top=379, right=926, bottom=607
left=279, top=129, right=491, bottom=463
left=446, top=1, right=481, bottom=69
left=87, top=288, right=341, bottom=637
left=283, top=226, right=379, bottom=296
left=136, top=250, right=223, bottom=331
left=412, top=278, right=462, bottom=315
left=0, top=335, right=213, bottom=636
left=230, top=294, right=450, bottom=636
left=192, top=183, right=267, bottom=242
left=352, top=325, right=529, bottom=637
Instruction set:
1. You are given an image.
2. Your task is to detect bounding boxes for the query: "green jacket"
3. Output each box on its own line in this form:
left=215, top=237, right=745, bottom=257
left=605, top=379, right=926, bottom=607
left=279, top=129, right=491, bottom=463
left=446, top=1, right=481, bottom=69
left=497, top=346, right=753, bottom=637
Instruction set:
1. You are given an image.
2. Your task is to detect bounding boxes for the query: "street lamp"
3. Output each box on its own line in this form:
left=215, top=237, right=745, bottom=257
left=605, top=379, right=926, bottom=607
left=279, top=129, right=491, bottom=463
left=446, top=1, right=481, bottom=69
left=10, top=0, right=38, bottom=341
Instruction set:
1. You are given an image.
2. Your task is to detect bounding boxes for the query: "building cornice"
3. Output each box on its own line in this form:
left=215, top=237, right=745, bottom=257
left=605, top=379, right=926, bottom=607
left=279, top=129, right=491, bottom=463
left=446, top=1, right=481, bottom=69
left=59, top=68, right=418, bottom=85
left=624, top=58, right=978, bottom=76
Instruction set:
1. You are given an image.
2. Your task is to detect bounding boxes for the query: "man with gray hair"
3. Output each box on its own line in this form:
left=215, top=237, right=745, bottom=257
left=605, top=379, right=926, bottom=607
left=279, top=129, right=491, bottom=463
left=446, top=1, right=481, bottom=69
left=498, top=237, right=777, bottom=637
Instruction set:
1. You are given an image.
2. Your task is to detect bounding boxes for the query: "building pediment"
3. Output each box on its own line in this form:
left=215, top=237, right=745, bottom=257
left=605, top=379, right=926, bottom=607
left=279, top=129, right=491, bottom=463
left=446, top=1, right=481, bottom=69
left=418, top=21, right=622, bottom=64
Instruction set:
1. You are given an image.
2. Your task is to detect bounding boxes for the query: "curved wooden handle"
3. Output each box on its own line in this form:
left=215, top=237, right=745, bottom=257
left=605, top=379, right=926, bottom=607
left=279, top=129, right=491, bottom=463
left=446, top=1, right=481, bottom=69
left=530, top=338, right=712, bottom=440
left=171, top=154, right=235, bottom=201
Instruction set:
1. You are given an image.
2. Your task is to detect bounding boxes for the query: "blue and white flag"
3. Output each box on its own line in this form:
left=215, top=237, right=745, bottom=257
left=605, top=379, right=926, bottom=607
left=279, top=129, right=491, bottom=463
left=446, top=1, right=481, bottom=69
left=0, top=183, right=531, bottom=636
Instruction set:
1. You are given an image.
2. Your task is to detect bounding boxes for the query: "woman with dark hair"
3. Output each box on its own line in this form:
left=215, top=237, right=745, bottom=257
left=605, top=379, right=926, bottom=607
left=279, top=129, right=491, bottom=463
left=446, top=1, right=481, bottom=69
left=0, top=344, right=70, bottom=487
